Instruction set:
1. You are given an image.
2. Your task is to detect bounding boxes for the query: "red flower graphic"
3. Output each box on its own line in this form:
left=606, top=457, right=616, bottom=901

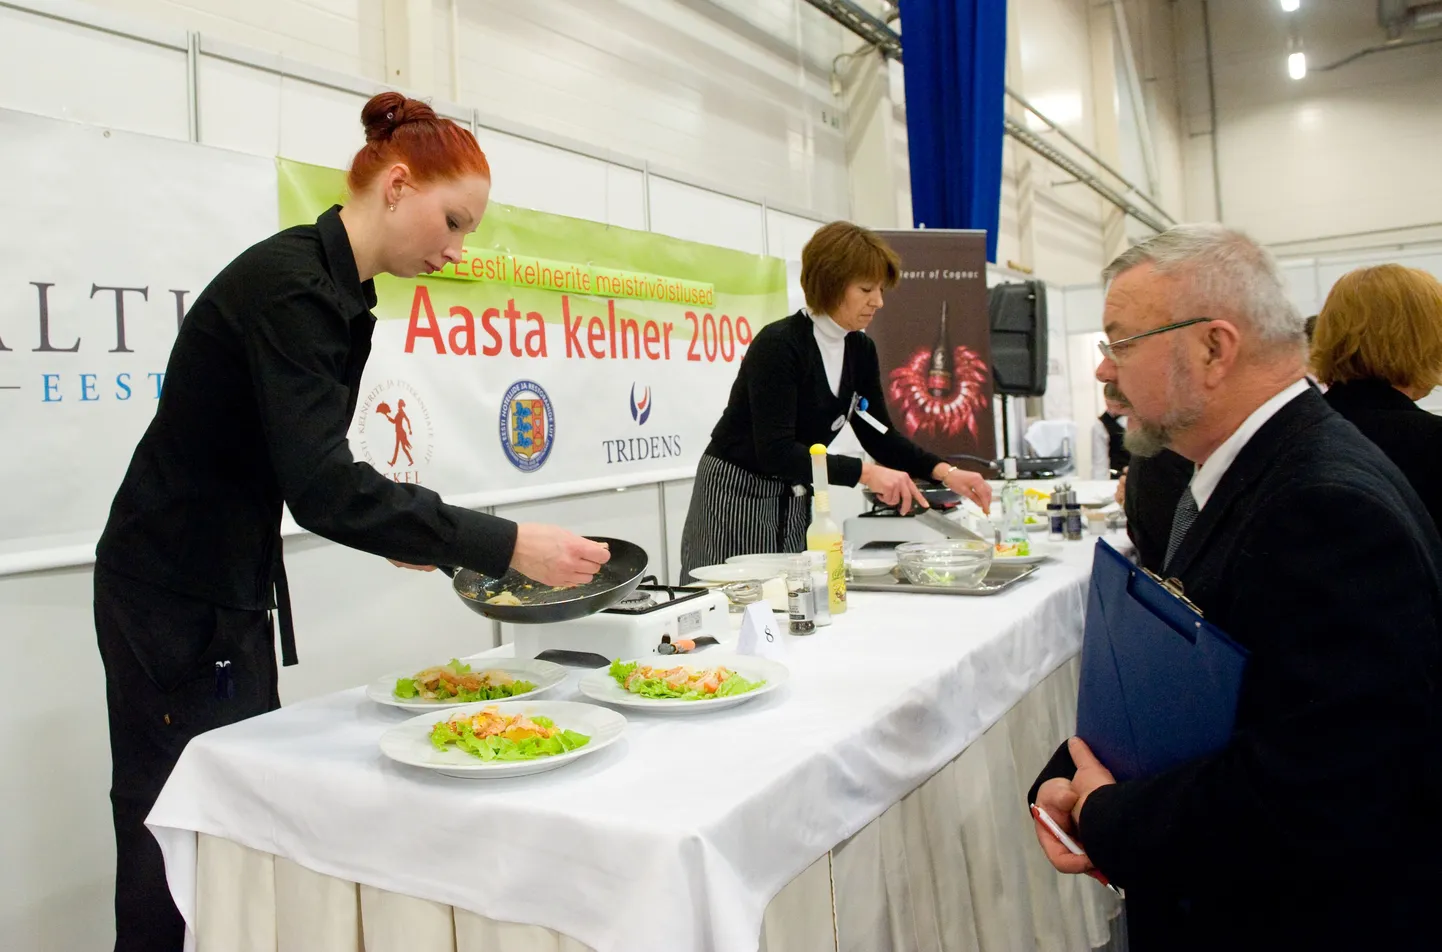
left=887, top=346, right=991, bottom=440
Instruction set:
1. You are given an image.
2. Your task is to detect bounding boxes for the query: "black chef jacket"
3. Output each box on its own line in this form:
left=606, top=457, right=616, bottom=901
left=96, top=205, right=517, bottom=664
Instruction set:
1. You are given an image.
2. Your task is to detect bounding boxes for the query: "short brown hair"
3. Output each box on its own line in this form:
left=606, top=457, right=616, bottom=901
left=1311, top=264, right=1442, bottom=390
left=800, top=221, right=901, bottom=315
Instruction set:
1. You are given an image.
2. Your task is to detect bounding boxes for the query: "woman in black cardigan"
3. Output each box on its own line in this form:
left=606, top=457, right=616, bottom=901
left=1311, top=263, right=1442, bottom=530
left=679, top=222, right=992, bottom=580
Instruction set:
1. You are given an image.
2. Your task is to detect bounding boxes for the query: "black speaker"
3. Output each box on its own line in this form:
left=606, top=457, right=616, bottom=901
left=988, top=280, right=1048, bottom=397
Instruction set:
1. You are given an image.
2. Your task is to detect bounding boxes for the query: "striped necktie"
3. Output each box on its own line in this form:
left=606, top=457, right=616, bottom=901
left=1164, top=486, right=1199, bottom=572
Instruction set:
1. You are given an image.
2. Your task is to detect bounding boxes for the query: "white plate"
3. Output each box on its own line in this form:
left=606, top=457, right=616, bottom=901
left=992, top=540, right=1060, bottom=566
left=848, top=555, right=897, bottom=577
left=366, top=658, right=568, bottom=711
left=689, top=563, right=784, bottom=583
left=379, top=699, right=626, bottom=779
left=724, top=553, right=791, bottom=574
left=577, top=653, right=789, bottom=713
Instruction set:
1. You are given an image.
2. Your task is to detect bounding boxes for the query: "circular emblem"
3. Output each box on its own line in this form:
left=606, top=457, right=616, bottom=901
left=356, top=379, right=434, bottom=483
left=500, top=380, right=555, bottom=472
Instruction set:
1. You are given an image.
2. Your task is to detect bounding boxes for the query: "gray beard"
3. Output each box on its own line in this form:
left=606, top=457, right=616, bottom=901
left=1124, top=422, right=1170, bottom=458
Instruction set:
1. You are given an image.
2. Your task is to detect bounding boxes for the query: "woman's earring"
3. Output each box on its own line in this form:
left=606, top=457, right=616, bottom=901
left=388, top=204, right=396, bottom=212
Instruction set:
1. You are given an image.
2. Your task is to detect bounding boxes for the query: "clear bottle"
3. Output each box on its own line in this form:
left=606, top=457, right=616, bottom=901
left=808, top=551, right=832, bottom=627
left=926, top=301, right=953, bottom=397
left=805, top=444, right=847, bottom=615
left=998, top=457, right=1031, bottom=555
left=786, top=555, right=816, bottom=635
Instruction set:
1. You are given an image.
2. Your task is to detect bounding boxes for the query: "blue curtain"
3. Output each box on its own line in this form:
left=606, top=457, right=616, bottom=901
left=897, top=0, right=1007, bottom=261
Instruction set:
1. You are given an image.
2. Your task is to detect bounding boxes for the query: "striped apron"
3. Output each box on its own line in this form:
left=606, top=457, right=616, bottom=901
left=679, top=454, right=810, bottom=583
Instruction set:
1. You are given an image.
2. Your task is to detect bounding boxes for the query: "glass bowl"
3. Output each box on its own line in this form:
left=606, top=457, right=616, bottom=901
left=894, top=540, right=994, bottom=588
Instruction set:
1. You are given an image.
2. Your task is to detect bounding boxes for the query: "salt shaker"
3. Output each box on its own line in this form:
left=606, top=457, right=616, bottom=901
left=1064, top=489, right=1084, bottom=541
left=1046, top=488, right=1065, bottom=542
left=786, top=555, right=816, bottom=635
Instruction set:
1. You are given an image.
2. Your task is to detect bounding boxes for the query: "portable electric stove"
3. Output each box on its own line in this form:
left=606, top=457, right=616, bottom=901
left=509, top=578, right=732, bottom=667
left=843, top=494, right=992, bottom=552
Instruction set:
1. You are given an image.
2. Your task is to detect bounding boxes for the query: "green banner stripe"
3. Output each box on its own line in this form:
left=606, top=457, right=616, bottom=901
left=276, top=157, right=788, bottom=299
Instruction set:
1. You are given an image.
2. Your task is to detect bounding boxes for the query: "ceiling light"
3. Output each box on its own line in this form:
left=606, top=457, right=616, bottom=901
left=1280, top=0, right=1300, bottom=12
left=1288, top=51, right=1307, bottom=79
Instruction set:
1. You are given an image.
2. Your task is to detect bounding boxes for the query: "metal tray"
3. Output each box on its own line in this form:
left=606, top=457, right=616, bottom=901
left=847, top=562, right=1040, bottom=596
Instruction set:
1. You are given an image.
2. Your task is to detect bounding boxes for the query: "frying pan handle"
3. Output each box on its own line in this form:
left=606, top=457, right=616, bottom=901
left=438, top=565, right=458, bottom=579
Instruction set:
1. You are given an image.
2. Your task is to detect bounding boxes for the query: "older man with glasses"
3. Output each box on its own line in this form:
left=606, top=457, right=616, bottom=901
left=1028, top=224, right=1442, bottom=951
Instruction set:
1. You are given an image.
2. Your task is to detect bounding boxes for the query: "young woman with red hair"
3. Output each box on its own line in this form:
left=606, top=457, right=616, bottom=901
left=94, top=92, right=609, bottom=951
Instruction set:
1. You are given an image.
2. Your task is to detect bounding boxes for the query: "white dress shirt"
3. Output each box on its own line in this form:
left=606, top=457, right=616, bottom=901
left=1189, top=378, right=1310, bottom=510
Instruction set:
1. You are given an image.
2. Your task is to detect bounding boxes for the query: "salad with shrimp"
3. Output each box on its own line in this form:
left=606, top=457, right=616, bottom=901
left=608, top=660, right=765, bottom=701
left=429, top=706, right=590, bottom=761
left=395, top=659, right=537, bottom=703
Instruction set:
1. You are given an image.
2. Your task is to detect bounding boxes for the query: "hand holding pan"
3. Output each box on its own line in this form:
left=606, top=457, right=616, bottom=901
left=439, top=536, right=648, bottom=625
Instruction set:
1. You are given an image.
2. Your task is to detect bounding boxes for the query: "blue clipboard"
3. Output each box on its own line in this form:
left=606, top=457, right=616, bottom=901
left=1076, top=539, right=1250, bottom=783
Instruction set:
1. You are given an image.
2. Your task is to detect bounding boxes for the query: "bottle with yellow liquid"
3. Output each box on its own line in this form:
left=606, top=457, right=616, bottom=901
left=806, top=444, right=847, bottom=616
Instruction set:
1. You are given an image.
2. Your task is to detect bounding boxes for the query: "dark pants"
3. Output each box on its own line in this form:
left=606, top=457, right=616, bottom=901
left=94, top=565, right=279, bottom=952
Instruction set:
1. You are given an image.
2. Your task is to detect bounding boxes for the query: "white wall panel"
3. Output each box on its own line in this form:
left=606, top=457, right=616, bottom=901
left=766, top=209, right=826, bottom=262
left=442, top=0, right=850, bottom=222
left=197, top=54, right=283, bottom=156
left=277, top=78, right=369, bottom=171
left=648, top=177, right=765, bottom=256
left=106, top=0, right=381, bottom=78
left=0, top=6, right=189, bottom=142
left=476, top=128, right=640, bottom=228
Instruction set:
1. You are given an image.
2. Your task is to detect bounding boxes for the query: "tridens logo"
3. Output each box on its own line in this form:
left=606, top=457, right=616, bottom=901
left=357, top=379, right=434, bottom=483
left=629, top=383, right=652, bottom=425
left=500, top=379, right=555, bottom=472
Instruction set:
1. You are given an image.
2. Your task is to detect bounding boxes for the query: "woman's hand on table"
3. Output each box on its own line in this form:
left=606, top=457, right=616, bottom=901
left=512, top=524, right=612, bottom=586
left=936, top=464, right=992, bottom=514
left=861, top=462, right=929, bottom=514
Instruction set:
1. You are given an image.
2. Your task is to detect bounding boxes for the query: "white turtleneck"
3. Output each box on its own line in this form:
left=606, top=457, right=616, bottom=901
left=809, top=311, right=848, bottom=397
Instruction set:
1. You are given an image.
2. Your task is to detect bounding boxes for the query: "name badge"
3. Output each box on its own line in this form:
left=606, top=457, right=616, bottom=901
left=830, top=414, right=846, bottom=432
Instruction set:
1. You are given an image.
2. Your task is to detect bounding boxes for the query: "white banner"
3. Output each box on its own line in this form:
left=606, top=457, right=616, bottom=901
left=0, top=110, right=788, bottom=571
left=0, top=109, right=277, bottom=570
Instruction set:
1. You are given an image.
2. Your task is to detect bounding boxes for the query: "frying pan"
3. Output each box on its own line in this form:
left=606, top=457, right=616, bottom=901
left=439, top=536, right=648, bottom=624
left=861, top=483, right=962, bottom=512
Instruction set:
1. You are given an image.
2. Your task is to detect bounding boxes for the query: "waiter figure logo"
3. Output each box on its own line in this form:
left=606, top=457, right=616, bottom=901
left=356, top=379, right=434, bottom=483
left=375, top=398, right=414, bottom=466
left=500, top=379, right=556, bottom=472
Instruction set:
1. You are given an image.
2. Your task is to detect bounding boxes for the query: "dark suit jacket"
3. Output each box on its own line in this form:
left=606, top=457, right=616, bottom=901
left=1122, top=448, right=1193, bottom=574
left=1032, top=389, right=1442, bottom=950
left=1325, top=378, right=1442, bottom=533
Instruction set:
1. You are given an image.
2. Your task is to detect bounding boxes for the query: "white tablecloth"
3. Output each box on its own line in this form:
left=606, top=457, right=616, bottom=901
left=149, top=541, right=1105, bottom=952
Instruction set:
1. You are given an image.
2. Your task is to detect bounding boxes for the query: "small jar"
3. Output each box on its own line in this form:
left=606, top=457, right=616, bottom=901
left=1046, top=491, right=1064, bottom=542
left=786, top=556, right=816, bottom=635
left=1064, top=490, right=1084, bottom=541
left=808, top=551, right=832, bottom=627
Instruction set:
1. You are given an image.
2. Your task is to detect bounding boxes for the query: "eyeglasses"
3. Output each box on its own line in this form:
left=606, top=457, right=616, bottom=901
left=1098, top=318, right=1216, bottom=362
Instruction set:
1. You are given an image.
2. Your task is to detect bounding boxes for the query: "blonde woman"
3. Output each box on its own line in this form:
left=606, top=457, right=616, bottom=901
left=1312, top=263, right=1442, bottom=528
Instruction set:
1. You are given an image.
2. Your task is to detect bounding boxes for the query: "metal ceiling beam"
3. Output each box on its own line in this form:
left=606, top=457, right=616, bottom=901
left=799, top=0, right=903, bottom=59
left=1004, top=117, right=1170, bottom=234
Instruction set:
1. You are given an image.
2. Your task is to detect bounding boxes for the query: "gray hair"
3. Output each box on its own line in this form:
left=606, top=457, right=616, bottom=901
left=1102, top=224, right=1304, bottom=347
